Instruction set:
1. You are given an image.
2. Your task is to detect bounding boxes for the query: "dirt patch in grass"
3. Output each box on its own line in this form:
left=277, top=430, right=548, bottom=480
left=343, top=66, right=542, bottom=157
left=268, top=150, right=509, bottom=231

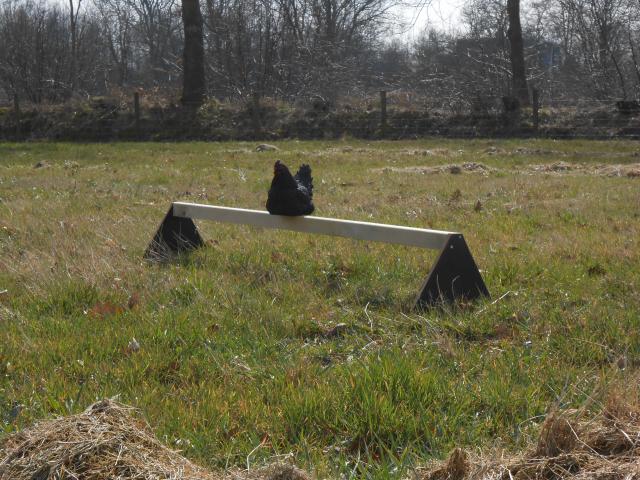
left=374, top=159, right=640, bottom=179
left=401, top=148, right=459, bottom=156
left=420, top=392, right=640, bottom=480
left=527, top=162, right=640, bottom=177
left=0, top=399, right=310, bottom=480
left=512, top=147, right=561, bottom=156
left=482, top=146, right=562, bottom=156
left=484, top=146, right=640, bottom=159
left=306, top=146, right=376, bottom=156
left=373, top=162, right=495, bottom=176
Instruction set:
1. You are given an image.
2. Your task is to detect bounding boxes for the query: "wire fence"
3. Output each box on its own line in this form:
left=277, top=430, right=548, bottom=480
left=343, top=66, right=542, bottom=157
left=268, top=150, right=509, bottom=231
left=2, top=90, right=640, bottom=141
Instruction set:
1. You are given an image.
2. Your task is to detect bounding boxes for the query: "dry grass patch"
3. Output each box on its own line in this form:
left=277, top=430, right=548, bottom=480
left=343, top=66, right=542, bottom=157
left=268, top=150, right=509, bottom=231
left=420, top=392, right=640, bottom=480
left=5, top=394, right=640, bottom=480
left=0, top=399, right=217, bottom=480
left=0, top=399, right=311, bottom=480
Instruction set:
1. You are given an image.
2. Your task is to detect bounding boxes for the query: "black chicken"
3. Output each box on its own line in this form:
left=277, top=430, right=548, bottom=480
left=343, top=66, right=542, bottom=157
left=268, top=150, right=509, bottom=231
left=266, top=160, right=314, bottom=216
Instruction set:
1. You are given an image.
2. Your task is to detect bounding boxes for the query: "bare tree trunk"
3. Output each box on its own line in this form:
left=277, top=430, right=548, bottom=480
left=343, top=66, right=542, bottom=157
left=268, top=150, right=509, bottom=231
left=69, top=0, right=81, bottom=96
left=629, top=28, right=640, bottom=90
left=507, top=0, right=529, bottom=106
left=610, top=50, right=627, bottom=98
left=181, top=0, right=206, bottom=106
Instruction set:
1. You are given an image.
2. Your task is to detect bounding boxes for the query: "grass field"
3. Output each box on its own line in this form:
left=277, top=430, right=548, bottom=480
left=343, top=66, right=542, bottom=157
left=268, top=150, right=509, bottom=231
left=1, top=139, right=639, bottom=478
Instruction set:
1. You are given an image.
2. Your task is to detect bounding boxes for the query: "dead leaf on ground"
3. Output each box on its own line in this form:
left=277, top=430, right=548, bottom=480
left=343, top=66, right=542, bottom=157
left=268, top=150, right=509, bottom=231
left=127, top=293, right=140, bottom=310
left=88, top=301, right=124, bottom=319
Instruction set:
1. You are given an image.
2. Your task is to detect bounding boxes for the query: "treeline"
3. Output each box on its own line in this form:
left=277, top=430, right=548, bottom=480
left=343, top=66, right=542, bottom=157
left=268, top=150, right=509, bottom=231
left=2, top=0, right=640, bottom=110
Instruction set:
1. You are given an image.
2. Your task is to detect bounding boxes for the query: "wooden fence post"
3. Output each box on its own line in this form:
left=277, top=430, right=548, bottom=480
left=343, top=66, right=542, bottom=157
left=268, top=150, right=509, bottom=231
left=13, top=94, right=20, bottom=137
left=251, top=92, right=261, bottom=138
left=532, top=88, right=539, bottom=131
left=133, top=92, right=140, bottom=127
left=379, top=90, right=387, bottom=129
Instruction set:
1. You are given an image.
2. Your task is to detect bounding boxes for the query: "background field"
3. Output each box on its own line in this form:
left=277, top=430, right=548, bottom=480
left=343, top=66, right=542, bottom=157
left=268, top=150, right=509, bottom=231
left=1, top=139, right=639, bottom=478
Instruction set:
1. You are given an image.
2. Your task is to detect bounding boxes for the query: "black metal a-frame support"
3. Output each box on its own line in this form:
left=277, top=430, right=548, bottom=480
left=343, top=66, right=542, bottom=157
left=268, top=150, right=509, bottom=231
left=415, top=233, right=489, bottom=308
left=143, top=206, right=204, bottom=260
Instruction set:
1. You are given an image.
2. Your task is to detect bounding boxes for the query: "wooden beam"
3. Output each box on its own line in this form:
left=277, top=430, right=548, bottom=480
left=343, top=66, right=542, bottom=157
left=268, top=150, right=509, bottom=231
left=172, top=202, right=454, bottom=250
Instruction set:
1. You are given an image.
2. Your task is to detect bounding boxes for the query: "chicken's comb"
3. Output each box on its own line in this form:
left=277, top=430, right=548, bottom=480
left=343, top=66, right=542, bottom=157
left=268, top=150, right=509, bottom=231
left=274, top=160, right=287, bottom=174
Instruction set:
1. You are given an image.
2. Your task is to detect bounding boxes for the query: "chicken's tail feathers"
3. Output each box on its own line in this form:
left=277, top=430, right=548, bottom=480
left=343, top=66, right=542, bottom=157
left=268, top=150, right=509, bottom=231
left=294, top=164, right=313, bottom=196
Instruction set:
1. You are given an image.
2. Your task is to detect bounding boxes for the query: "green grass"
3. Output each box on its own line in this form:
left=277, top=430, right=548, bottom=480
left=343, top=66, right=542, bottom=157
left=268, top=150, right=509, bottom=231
left=1, top=138, right=639, bottom=478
